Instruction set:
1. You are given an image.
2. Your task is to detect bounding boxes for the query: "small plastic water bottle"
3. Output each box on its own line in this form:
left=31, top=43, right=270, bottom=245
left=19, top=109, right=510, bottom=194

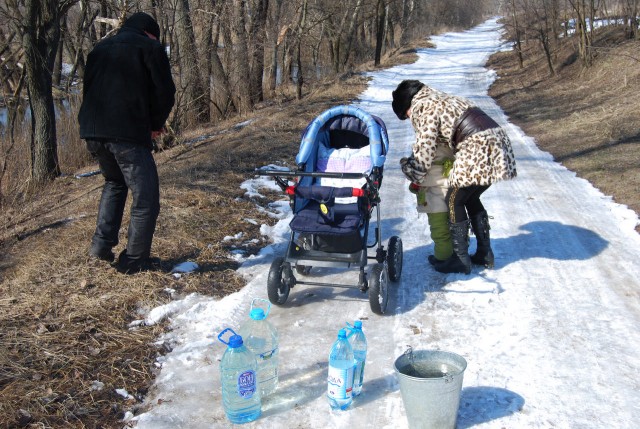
left=347, top=320, right=367, bottom=397
left=239, top=298, right=279, bottom=397
left=327, top=329, right=355, bottom=410
left=218, top=328, right=261, bottom=424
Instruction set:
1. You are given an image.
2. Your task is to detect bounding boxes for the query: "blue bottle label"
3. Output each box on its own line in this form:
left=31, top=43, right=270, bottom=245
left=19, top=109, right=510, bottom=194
left=237, top=370, right=256, bottom=398
left=259, top=346, right=278, bottom=360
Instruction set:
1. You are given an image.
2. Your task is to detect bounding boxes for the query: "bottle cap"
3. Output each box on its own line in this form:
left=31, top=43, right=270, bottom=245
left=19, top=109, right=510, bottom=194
left=228, top=334, right=243, bottom=348
left=337, top=329, right=347, bottom=339
left=250, top=308, right=266, bottom=320
left=354, top=320, right=362, bottom=329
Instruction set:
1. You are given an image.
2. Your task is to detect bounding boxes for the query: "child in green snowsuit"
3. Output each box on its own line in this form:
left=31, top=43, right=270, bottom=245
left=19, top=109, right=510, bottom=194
left=406, top=144, right=455, bottom=263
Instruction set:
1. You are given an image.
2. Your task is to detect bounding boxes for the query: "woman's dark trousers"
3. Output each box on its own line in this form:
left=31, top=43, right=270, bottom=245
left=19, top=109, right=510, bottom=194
left=435, top=185, right=491, bottom=274
left=87, top=140, right=160, bottom=262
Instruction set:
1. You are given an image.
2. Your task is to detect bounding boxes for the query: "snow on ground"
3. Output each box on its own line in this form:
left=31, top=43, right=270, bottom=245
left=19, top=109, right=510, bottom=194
left=129, top=18, right=640, bottom=429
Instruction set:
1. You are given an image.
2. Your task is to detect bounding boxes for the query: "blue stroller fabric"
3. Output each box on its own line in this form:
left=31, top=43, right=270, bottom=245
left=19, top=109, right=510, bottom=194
left=289, top=185, right=363, bottom=235
left=296, top=105, right=388, bottom=169
left=288, top=106, right=388, bottom=239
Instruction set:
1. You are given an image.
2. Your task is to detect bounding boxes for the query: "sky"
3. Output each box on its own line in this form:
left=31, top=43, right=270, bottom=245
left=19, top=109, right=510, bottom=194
left=124, top=18, right=640, bottom=429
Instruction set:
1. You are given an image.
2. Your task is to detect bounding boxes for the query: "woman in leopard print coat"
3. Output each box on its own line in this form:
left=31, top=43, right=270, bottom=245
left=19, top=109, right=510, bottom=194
left=392, top=80, right=517, bottom=274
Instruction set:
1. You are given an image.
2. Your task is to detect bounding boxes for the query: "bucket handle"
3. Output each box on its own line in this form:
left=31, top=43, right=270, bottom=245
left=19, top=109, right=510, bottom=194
left=251, top=297, right=271, bottom=317
left=403, top=345, right=414, bottom=362
left=403, top=346, right=455, bottom=383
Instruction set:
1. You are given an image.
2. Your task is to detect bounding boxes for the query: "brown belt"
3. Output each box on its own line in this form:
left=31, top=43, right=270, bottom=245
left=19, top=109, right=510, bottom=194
left=452, top=107, right=499, bottom=146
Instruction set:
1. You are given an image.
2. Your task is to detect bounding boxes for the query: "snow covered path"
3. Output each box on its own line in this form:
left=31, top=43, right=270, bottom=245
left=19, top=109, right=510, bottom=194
left=132, top=18, right=640, bottom=429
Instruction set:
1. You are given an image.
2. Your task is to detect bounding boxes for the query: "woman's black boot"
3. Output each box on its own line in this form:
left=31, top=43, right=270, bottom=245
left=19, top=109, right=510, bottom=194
left=470, top=210, right=494, bottom=268
left=434, top=220, right=471, bottom=274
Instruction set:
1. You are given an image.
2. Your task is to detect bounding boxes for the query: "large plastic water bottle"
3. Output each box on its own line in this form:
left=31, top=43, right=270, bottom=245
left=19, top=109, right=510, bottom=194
left=217, top=328, right=261, bottom=424
left=239, top=298, right=279, bottom=397
left=327, top=329, right=355, bottom=410
left=347, top=320, right=367, bottom=397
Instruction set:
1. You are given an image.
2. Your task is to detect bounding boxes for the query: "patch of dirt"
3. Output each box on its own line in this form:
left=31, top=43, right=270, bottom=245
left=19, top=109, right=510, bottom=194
left=487, top=25, right=640, bottom=233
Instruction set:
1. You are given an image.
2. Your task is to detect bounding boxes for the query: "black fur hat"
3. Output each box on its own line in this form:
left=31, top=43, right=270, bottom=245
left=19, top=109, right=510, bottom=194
left=392, top=80, right=425, bottom=120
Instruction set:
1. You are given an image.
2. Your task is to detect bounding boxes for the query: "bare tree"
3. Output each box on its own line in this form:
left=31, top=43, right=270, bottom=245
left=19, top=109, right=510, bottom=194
left=567, top=0, right=593, bottom=66
left=175, top=0, right=209, bottom=125
left=324, top=0, right=366, bottom=73
left=206, top=1, right=236, bottom=118
left=399, top=0, right=414, bottom=46
left=374, top=0, right=387, bottom=65
left=267, top=0, right=283, bottom=93
left=510, top=0, right=525, bottom=68
left=527, top=0, right=559, bottom=75
left=230, top=0, right=253, bottom=113
left=622, top=0, right=639, bottom=38
left=248, top=0, right=269, bottom=103
left=7, top=0, right=78, bottom=184
left=294, top=0, right=308, bottom=99
left=340, top=0, right=365, bottom=68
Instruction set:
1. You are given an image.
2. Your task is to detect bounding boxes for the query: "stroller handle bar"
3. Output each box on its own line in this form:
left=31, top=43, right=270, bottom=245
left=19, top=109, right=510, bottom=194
left=256, top=168, right=366, bottom=180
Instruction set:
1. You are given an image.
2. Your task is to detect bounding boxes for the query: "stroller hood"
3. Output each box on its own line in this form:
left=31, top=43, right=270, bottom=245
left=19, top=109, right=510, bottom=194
left=296, top=105, right=389, bottom=169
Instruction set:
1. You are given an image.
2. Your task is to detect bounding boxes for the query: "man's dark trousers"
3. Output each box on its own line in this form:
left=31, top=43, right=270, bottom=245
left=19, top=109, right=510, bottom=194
left=87, top=140, right=160, bottom=261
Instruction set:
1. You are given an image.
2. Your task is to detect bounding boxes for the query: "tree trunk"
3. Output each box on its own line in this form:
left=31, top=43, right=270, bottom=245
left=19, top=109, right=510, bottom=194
left=231, top=0, right=253, bottom=113
left=21, top=0, right=65, bottom=184
left=249, top=0, right=269, bottom=103
left=400, top=0, right=413, bottom=46
left=295, top=0, right=308, bottom=100
left=327, top=1, right=354, bottom=74
left=538, top=29, right=555, bottom=76
left=341, top=0, right=364, bottom=68
left=53, top=16, right=64, bottom=86
left=211, top=19, right=235, bottom=118
left=569, top=0, right=592, bottom=67
left=176, top=0, right=210, bottom=124
left=202, top=13, right=214, bottom=118
left=386, top=5, right=395, bottom=50
left=374, top=0, right=386, bottom=66
left=268, top=0, right=283, bottom=93
left=511, top=0, right=524, bottom=69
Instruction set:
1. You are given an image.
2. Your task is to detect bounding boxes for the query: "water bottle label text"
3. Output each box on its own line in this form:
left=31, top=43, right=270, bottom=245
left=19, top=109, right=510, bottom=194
left=237, top=370, right=257, bottom=399
left=327, top=365, right=354, bottom=400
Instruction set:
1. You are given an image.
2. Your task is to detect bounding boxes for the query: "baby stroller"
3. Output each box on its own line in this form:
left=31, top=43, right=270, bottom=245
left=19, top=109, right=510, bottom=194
left=258, top=105, right=402, bottom=315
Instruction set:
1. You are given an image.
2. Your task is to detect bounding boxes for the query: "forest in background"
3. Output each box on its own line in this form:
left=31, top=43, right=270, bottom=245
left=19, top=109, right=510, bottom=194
left=0, top=0, right=638, bottom=202
left=0, top=0, right=493, bottom=203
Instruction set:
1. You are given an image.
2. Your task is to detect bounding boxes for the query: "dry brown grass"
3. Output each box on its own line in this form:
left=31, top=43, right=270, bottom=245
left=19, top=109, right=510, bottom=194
left=488, top=25, right=640, bottom=232
left=0, top=46, right=421, bottom=428
left=0, top=96, right=93, bottom=207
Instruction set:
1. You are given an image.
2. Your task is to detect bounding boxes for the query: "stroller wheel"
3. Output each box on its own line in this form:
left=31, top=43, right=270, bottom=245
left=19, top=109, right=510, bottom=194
left=295, top=264, right=312, bottom=275
left=387, top=236, right=403, bottom=282
left=368, top=263, right=389, bottom=315
left=267, top=257, right=291, bottom=305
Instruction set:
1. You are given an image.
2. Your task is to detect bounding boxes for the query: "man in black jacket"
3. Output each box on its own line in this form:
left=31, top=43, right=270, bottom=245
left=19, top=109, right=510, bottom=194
left=79, top=12, right=176, bottom=274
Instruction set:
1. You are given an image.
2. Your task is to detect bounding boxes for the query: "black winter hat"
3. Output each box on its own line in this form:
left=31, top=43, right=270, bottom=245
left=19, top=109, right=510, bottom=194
left=123, top=12, right=160, bottom=39
left=392, top=80, right=425, bottom=120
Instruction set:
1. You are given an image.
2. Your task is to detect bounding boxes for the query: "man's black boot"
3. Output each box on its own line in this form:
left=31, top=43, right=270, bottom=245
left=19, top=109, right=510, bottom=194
left=114, top=250, right=159, bottom=274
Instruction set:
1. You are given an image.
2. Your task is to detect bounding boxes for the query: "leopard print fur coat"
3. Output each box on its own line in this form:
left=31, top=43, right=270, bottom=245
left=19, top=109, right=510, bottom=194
left=400, top=86, right=517, bottom=188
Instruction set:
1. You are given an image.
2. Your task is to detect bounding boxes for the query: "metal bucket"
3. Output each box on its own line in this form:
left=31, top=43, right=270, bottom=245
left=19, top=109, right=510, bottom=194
left=394, top=348, right=467, bottom=429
